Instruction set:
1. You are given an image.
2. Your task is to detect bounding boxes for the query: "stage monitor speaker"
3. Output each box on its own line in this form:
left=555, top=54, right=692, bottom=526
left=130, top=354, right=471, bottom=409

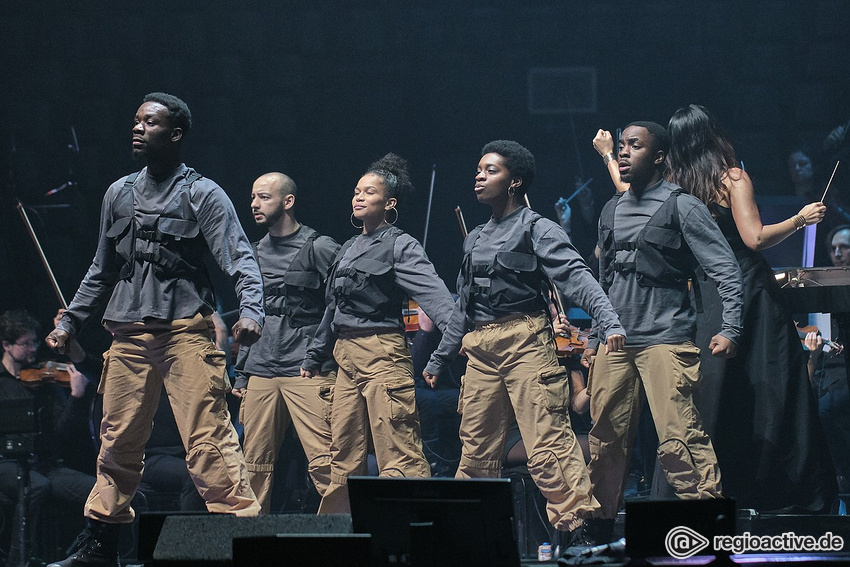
left=625, top=498, right=735, bottom=560
left=151, top=513, right=352, bottom=566
left=138, top=511, right=207, bottom=565
left=232, top=534, right=371, bottom=567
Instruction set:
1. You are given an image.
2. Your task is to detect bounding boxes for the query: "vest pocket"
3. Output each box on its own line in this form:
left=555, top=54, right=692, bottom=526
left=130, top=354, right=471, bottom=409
left=495, top=251, right=538, bottom=273
left=642, top=225, right=682, bottom=249
left=157, top=217, right=200, bottom=239
left=106, top=217, right=132, bottom=239
left=283, top=270, right=321, bottom=290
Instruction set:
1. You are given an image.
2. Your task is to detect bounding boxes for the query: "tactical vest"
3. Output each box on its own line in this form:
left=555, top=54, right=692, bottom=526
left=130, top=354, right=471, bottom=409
left=256, top=228, right=326, bottom=328
left=332, top=227, right=404, bottom=323
left=464, top=212, right=548, bottom=315
left=105, top=170, right=209, bottom=286
left=599, top=189, right=697, bottom=292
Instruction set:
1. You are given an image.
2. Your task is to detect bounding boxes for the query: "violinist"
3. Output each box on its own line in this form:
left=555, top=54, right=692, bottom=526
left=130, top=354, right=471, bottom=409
left=803, top=225, right=850, bottom=511
left=0, top=310, right=95, bottom=567
left=422, top=140, right=626, bottom=549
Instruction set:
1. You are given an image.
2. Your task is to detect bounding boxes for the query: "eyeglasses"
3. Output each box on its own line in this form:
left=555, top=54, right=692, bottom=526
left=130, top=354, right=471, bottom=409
left=12, top=340, right=39, bottom=349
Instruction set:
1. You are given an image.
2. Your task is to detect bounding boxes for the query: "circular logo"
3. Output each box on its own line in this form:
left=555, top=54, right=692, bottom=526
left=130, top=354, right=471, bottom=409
left=665, top=526, right=710, bottom=559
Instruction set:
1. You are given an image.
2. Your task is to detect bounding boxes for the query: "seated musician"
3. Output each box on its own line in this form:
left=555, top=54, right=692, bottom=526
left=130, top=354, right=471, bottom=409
left=0, top=310, right=95, bottom=567
left=803, top=225, right=850, bottom=510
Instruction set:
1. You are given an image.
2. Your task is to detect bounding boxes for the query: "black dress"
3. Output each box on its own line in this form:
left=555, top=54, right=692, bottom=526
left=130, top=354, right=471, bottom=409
left=692, top=204, right=837, bottom=512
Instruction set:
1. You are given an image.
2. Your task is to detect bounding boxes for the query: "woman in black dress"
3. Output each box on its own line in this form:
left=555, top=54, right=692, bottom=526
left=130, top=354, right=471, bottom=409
left=666, top=104, right=836, bottom=512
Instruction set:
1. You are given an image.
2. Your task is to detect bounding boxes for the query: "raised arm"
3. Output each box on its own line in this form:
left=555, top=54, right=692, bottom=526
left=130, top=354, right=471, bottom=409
left=726, top=168, right=825, bottom=251
left=593, top=129, right=629, bottom=193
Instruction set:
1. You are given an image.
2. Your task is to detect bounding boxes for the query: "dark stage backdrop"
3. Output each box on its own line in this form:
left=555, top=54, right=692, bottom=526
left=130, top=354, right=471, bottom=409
left=2, top=1, right=848, bottom=351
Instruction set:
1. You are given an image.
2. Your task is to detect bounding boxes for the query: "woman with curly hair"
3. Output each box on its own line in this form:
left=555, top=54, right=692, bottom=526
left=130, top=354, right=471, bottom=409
left=301, top=153, right=455, bottom=513
left=423, top=140, right=626, bottom=546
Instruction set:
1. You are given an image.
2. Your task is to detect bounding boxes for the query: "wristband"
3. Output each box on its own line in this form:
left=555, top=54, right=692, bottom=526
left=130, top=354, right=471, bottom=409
left=603, top=152, right=616, bottom=165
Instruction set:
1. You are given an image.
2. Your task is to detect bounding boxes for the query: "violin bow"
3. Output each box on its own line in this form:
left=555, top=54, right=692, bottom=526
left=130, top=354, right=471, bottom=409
left=422, top=164, right=436, bottom=249
left=454, top=205, right=468, bottom=239
left=16, top=199, right=68, bottom=309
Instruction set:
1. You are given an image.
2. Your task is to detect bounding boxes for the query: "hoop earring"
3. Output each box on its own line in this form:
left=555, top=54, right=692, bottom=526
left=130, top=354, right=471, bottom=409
left=385, top=206, right=399, bottom=225
left=350, top=213, right=364, bottom=229
left=508, top=186, right=516, bottom=197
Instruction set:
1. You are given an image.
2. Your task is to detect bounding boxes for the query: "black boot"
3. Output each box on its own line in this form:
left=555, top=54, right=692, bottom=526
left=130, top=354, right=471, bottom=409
left=46, top=520, right=120, bottom=567
left=559, top=517, right=616, bottom=552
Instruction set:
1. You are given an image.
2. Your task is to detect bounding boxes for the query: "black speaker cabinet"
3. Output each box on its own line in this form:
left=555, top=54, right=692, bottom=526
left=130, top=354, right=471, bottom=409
left=150, top=513, right=352, bottom=566
left=625, top=498, right=735, bottom=561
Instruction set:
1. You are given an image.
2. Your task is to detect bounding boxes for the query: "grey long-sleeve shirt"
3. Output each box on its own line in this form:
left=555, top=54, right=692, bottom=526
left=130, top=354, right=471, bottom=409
left=57, top=164, right=264, bottom=336
left=233, top=226, right=339, bottom=388
left=424, top=206, right=626, bottom=377
left=597, top=179, right=743, bottom=348
left=301, top=224, right=454, bottom=371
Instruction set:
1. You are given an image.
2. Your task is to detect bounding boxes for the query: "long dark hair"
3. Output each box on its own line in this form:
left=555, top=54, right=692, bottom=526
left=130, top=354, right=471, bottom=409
left=667, top=104, right=739, bottom=207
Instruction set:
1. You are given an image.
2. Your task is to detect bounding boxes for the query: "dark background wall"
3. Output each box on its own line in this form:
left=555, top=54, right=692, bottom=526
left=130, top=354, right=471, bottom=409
left=2, top=1, right=848, bottom=347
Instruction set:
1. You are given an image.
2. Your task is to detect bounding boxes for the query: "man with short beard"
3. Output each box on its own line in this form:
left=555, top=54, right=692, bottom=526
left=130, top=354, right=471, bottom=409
left=46, top=92, right=263, bottom=567
left=232, top=172, right=339, bottom=513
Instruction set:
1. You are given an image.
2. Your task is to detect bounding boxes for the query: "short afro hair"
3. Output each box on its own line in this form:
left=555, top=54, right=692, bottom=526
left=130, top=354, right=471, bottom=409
left=481, top=140, right=536, bottom=191
left=625, top=121, right=670, bottom=156
left=143, top=92, right=192, bottom=134
left=0, top=310, right=40, bottom=344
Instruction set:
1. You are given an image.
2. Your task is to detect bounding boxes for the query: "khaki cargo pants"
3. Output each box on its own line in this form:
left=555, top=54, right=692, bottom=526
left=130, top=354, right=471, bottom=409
left=587, top=342, right=722, bottom=519
left=86, top=314, right=260, bottom=523
left=457, top=312, right=598, bottom=532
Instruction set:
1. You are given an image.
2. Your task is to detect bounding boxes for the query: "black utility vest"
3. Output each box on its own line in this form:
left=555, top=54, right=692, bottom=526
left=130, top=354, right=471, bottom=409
left=106, top=171, right=209, bottom=284
left=256, top=228, right=326, bottom=328
left=332, top=227, right=404, bottom=323
left=599, top=189, right=697, bottom=292
left=464, top=212, right=548, bottom=316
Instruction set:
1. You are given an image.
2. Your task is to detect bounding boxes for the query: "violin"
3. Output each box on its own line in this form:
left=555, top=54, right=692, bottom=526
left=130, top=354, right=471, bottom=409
left=19, top=361, right=72, bottom=387
left=403, top=300, right=420, bottom=333
left=796, top=323, right=844, bottom=353
left=555, top=325, right=590, bottom=357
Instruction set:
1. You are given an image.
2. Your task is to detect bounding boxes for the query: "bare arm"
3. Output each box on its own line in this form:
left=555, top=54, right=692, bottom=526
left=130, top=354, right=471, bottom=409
left=726, top=168, right=825, bottom=251
left=593, top=129, right=629, bottom=193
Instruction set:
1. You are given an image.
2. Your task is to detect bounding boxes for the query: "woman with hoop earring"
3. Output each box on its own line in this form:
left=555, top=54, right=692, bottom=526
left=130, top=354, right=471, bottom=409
left=301, top=153, right=455, bottom=514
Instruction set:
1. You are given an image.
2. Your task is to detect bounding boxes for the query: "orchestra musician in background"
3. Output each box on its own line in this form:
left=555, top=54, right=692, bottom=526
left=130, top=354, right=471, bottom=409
left=1, top=310, right=95, bottom=567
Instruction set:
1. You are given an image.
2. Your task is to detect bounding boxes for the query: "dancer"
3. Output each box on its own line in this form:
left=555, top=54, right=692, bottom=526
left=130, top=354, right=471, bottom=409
left=585, top=122, right=744, bottom=540
left=301, top=153, right=455, bottom=514
left=233, top=172, right=339, bottom=513
left=46, top=92, right=263, bottom=567
left=423, top=140, right=626, bottom=546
